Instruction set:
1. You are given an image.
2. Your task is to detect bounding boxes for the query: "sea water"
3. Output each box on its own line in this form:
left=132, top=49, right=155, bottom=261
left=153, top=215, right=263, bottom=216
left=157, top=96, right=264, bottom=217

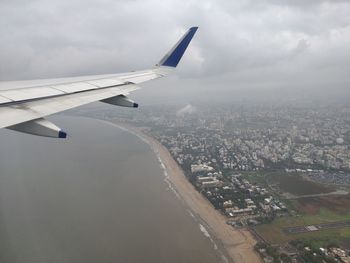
left=0, top=116, right=224, bottom=263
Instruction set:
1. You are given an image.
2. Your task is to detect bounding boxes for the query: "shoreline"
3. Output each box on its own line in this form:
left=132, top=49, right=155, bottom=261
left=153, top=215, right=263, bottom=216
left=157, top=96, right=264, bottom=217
left=104, top=121, right=262, bottom=263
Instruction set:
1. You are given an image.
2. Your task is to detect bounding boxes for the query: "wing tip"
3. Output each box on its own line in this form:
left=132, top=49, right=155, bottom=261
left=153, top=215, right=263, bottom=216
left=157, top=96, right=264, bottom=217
left=157, top=26, right=199, bottom=68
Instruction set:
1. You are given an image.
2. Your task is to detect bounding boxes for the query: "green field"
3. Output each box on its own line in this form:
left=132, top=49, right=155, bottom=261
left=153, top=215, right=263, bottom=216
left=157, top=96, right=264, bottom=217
left=245, top=171, right=350, bottom=248
left=268, top=173, right=334, bottom=196
left=242, top=171, right=334, bottom=196
left=255, top=208, right=350, bottom=247
left=241, top=171, right=268, bottom=186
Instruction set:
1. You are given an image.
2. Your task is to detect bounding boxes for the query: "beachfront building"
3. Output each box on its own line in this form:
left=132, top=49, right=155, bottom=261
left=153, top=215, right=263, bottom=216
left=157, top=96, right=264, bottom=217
left=191, top=164, right=214, bottom=173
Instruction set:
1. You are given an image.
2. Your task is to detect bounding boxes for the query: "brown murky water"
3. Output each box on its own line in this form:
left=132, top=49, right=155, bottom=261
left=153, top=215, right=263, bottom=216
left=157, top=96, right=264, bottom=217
left=0, top=116, right=223, bottom=263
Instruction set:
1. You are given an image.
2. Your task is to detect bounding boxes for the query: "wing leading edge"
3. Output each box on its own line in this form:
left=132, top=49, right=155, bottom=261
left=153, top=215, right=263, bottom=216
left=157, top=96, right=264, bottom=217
left=0, top=26, right=198, bottom=138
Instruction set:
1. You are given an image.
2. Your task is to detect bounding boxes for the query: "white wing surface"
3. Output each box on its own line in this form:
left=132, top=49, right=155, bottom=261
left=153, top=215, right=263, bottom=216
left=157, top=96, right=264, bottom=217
left=0, top=27, right=198, bottom=138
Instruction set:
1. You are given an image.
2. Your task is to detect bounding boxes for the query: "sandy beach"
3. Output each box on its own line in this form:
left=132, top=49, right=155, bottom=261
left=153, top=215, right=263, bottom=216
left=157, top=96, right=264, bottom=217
left=113, top=123, right=262, bottom=263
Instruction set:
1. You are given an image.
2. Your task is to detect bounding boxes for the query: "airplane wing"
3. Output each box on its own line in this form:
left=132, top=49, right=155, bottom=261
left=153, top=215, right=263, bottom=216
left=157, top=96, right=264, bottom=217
left=0, top=27, right=198, bottom=138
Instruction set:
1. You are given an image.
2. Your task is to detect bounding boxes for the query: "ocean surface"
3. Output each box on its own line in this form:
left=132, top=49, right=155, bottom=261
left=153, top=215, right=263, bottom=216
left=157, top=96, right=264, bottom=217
left=0, top=116, right=223, bottom=263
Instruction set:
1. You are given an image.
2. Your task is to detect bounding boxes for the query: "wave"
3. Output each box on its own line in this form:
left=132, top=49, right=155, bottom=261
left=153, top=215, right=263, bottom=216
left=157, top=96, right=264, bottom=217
left=198, top=223, right=228, bottom=263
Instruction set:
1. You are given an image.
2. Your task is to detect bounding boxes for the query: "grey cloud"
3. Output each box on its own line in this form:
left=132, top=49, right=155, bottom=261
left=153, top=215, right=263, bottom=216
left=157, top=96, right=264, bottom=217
left=0, top=0, right=349, bottom=103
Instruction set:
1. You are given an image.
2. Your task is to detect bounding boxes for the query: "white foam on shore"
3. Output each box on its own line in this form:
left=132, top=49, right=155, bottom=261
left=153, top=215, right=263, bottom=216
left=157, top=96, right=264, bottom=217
left=198, top=223, right=229, bottom=263
left=157, top=154, right=181, bottom=200
left=163, top=176, right=181, bottom=199
left=199, top=224, right=211, bottom=238
left=98, top=121, right=179, bottom=199
left=188, top=209, right=196, bottom=219
left=157, top=154, right=169, bottom=177
left=199, top=223, right=218, bottom=250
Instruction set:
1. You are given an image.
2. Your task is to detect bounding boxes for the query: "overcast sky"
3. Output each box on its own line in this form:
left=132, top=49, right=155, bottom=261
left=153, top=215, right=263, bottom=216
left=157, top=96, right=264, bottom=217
left=0, top=0, right=349, bottom=104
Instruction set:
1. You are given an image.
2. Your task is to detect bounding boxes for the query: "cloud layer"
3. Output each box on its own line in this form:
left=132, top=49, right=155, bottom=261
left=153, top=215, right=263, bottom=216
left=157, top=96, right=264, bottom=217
left=0, top=0, right=349, bottom=102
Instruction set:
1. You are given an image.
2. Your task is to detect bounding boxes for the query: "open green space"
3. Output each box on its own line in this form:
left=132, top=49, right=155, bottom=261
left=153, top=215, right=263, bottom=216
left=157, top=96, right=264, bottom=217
left=255, top=208, right=350, bottom=247
left=241, top=171, right=268, bottom=187
left=242, top=171, right=350, bottom=247
left=255, top=205, right=350, bottom=251
left=242, top=171, right=334, bottom=196
left=244, top=171, right=350, bottom=247
left=268, top=173, right=334, bottom=196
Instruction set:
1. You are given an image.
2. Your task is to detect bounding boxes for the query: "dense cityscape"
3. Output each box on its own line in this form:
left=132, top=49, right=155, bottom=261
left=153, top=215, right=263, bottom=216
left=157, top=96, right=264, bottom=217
left=93, top=103, right=350, bottom=174
left=84, top=102, right=350, bottom=263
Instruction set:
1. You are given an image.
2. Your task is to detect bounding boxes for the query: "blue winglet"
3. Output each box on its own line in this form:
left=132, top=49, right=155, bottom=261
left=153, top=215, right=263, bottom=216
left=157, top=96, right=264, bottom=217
left=158, top=27, right=198, bottom=68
